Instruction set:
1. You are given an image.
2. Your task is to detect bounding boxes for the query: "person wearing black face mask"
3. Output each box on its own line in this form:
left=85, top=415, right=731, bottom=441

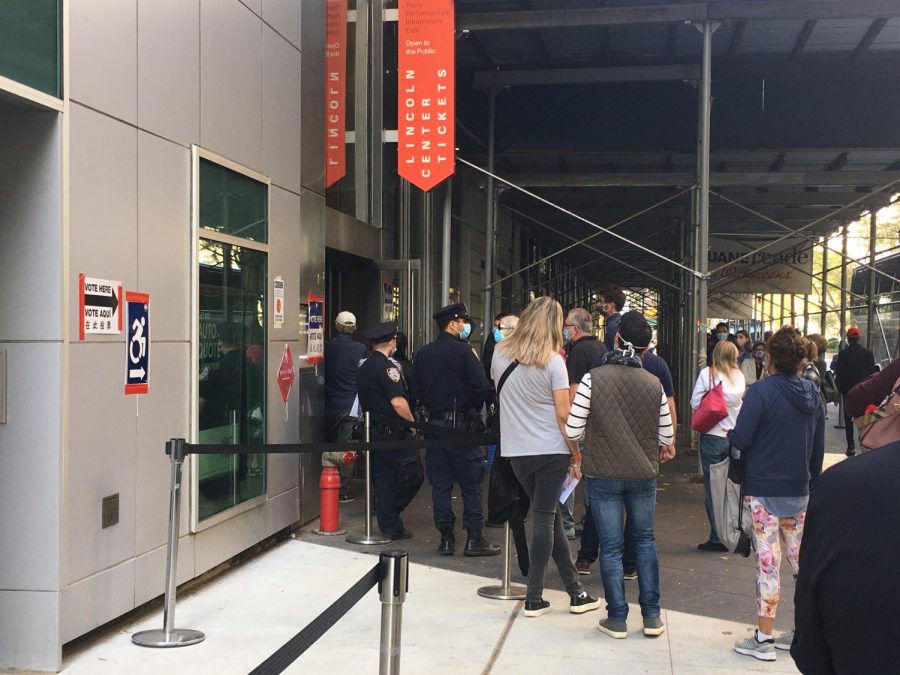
left=741, top=341, right=768, bottom=386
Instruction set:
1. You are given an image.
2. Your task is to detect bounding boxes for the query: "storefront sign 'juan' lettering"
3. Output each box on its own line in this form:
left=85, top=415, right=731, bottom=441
left=397, top=0, right=455, bottom=192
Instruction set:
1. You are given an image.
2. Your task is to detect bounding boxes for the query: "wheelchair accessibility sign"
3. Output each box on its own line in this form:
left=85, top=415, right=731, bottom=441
left=124, top=292, right=150, bottom=395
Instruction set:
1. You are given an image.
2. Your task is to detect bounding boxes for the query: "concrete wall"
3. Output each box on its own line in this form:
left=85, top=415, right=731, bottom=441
left=0, top=1, right=325, bottom=669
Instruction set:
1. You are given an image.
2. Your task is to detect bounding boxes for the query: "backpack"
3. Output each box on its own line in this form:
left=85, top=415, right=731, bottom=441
left=821, top=370, right=840, bottom=404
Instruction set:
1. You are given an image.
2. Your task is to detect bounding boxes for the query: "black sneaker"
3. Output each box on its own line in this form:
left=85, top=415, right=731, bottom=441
left=339, top=492, right=355, bottom=503
left=389, top=529, right=412, bottom=541
left=524, top=600, right=551, bottom=617
left=697, top=541, right=729, bottom=552
left=569, top=591, right=601, bottom=614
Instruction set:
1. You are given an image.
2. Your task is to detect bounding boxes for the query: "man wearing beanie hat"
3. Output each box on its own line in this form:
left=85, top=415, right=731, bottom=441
left=564, top=311, right=675, bottom=640
left=834, top=326, right=876, bottom=455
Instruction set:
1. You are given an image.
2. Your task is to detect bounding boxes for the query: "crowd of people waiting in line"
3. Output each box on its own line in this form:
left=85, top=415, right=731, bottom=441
left=324, top=289, right=899, bottom=672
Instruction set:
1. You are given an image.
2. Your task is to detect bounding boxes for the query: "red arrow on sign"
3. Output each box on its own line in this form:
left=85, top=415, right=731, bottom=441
left=277, top=344, right=295, bottom=404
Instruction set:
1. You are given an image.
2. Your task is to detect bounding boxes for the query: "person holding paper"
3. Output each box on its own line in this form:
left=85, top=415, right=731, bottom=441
left=565, top=311, right=674, bottom=639
left=491, top=296, right=601, bottom=618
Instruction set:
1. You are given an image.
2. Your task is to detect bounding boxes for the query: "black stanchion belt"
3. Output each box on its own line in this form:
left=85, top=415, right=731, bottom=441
left=187, top=431, right=499, bottom=456
left=248, top=562, right=382, bottom=675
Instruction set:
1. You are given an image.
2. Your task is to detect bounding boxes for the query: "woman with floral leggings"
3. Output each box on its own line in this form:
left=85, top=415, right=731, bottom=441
left=727, top=327, right=825, bottom=662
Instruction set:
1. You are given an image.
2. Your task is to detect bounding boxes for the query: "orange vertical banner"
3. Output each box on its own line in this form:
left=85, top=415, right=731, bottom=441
left=325, top=0, right=347, bottom=187
left=397, top=0, right=455, bottom=192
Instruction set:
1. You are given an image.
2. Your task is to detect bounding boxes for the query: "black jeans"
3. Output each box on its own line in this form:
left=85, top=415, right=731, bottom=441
left=325, top=407, right=357, bottom=494
left=842, top=395, right=857, bottom=448
left=426, top=419, right=485, bottom=534
left=510, top=454, right=584, bottom=603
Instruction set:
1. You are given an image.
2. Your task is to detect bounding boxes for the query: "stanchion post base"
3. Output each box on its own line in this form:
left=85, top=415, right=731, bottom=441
left=132, top=628, right=206, bottom=648
left=347, top=533, right=391, bottom=545
left=477, top=584, right=527, bottom=601
left=312, top=528, right=347, bottom=536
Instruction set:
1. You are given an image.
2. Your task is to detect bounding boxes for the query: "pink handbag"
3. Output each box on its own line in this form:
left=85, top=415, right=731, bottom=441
left=857, top=375, right=900, bottom=450
left=691, top=374, right=729, bottom=434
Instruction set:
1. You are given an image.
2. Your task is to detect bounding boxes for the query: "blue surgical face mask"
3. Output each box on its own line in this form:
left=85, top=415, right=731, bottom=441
left=460, top=322, right=472, bottom=340
left=716, top=332, right=728, bottom=342
left=562, top=327, right=571, bottom=343
left=492, top=328, right=504, bottom=343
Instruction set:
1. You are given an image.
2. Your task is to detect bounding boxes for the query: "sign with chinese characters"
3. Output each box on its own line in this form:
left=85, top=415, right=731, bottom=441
left=307, top=292, right=325, bottom=364
left=277, top=344, right=295, bottom=405
left=325, top=0, right=348, bottom=187
left=124, top=292, right=150, bottom=395
left=79, top=274, right=122, bottom=339
left=397, top=0, right=455, bottom=191
left=709, top=237, right=813, bottom=295
left=273, top=276, right=285, bottom=328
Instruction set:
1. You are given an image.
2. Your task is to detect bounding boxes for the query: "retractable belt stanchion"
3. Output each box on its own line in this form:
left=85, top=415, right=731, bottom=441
left=379, top=550, right=408, bottom=675
left=477, top=523, right=526, bottom=600
left=133, top=438, right=205, bottom=648
left=347, top=412, right=391, bottom=545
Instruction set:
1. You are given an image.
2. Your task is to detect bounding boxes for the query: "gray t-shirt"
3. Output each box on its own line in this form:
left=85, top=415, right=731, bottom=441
left=491, top=350, right=570, bottom=457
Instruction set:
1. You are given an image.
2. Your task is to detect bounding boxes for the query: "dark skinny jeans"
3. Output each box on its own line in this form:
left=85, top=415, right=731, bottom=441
left=510, top=454, right=584, bottom=603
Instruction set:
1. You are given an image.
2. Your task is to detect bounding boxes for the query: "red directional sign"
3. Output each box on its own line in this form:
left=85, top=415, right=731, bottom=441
left=325, top=0, right=348, bottom=187
left=397, top=0, right=455, bottom=192
left=277, top=344, right=295, bottom=405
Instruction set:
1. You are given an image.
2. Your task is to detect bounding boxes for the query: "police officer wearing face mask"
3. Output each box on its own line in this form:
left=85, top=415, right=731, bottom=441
left=413, top=303, right=500, bottom=556
left=356, top=321, right=424, bottom=540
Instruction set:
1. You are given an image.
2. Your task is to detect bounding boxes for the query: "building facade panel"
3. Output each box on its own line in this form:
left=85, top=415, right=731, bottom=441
left=137, top=0, right=201, bottom=148
left=70, top=0, right=138, bottom=123
left=137, top=132, right=192, bottom=343
left=262, top=25, right=303, bottom=194
left=200, top=0, right=264, bottom=173
left=262, top=0, right=302, bottom=49
left=68, top=103, right=138, bottom=343
left=60, top=559, right=135, bottom=644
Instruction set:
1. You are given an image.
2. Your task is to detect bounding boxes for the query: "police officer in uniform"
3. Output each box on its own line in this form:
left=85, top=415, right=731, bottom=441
left=356, top=321, right=423, bottom=540
left=413, top=303, right=500, bottom=556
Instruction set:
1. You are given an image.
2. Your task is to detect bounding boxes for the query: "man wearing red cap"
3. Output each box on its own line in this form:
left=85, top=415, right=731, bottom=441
left=834, top=327, right=876, bottom=455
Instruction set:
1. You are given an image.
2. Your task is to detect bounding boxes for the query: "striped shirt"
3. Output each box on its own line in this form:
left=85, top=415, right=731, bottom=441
left=564, top=372, right=675, bottom=446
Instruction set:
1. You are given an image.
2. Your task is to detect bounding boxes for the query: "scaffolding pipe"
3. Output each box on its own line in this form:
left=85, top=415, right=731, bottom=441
left=482, top=90, right=497, bottom=347
left=820, top=238, right=828, bottom=334
left=867, top=210, right=877, bottom=350
left=840, top=223, right=849, bottom=340
left=694, top=21, right=714, bottom=370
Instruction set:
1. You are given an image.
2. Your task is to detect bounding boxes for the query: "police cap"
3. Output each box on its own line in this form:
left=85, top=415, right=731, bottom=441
left=433, top=302, right=470, bottom=325
left=364, top=320, right=398, bottom=345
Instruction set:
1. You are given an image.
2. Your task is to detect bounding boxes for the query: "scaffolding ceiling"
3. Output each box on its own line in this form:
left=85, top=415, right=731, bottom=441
left=454, top=0, right=900, bottom=289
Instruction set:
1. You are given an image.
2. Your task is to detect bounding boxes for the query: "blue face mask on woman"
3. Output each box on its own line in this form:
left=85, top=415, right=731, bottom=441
left=716, top=332, right=728, bottom=342
left=460, top=322, right=472, bottom=340
left=492, top=327, right=504, bottom=343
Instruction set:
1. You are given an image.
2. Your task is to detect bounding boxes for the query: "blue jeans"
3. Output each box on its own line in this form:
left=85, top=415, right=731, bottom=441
left=699, top=434, right=730, bottom=544
left=586, top=477, right=660, bottom=619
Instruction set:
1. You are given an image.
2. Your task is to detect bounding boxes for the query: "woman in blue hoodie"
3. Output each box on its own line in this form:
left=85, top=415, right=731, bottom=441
left=728, top=326, right=825, bottom=663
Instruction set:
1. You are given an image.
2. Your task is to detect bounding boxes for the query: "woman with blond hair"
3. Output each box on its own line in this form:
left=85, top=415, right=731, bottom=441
left=691, top=340, right=746, bottom=552
left=490, top=296, right=600, bottom=618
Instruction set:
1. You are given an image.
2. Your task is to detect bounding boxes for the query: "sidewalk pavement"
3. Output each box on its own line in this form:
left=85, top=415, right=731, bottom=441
left=60, top=539, right=800, bottom=674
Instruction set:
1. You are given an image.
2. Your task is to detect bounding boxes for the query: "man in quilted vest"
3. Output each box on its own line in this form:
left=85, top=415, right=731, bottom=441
left=565, top=311, right=675, bottom=640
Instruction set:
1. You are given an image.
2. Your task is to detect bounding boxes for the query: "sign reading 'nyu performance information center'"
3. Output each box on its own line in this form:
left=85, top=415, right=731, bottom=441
left=709, top=237, right=813, bottom=295
left=398, top=0, right=455, bottom=192
left=325, top=0, right=347, bottom=187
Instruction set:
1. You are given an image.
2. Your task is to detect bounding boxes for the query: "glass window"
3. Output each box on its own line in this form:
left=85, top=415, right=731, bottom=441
left=199, top=159, right=268, bottom=243
left=196, top=160, right=268, bottom=521
left=0, top=0, right=61, bottom=97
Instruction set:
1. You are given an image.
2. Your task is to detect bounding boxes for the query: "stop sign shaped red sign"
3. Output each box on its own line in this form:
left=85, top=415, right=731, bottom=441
left=277, top=344, right=295, bottom=404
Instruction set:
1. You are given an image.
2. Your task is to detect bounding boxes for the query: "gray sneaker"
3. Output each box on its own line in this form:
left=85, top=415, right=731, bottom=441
left=597, top=617, right=628, bottom=639
left=775, top=630, right=794, bottom=651
left=643, top=616, right=665, bottom=637
left=734, top=634, right=776, bottom=661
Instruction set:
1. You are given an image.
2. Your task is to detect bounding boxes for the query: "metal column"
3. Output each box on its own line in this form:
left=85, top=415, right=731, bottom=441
left=867, top=210, right=878, bottom=350
left=482, top=90, right=497, bottom=337
left=820, top=238, right=828, bottom=334
left=803, top=293, right=810, bottom=335
left=693, top=21, right=715, bottom=371
left=441, top=179, right=452, bottom=306
left=422, top=191, right=434, bottom=343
